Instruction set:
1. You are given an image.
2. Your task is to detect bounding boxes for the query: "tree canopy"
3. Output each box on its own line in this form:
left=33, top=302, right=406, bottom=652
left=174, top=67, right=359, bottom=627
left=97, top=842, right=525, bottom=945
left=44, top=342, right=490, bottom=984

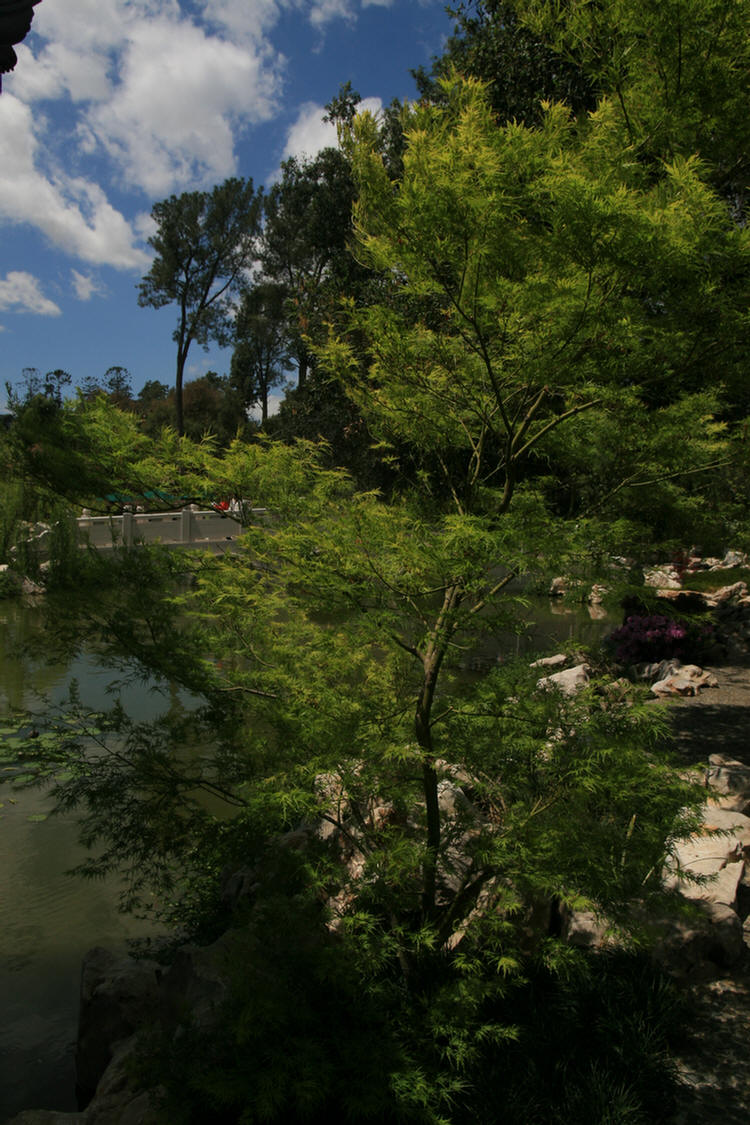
left=138, top=177, right=263, bottom=435
left=230, top=282, right=292, bottom=425
left=330, top=74, right=745, bottom=527
left=259, top=148, right=370, bottom=388
left=424, top=0, right=750, bottom=213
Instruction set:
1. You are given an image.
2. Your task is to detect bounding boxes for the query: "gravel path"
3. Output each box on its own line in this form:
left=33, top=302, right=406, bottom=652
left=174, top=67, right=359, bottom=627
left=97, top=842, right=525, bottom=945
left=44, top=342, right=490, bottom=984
left=669, top=973, right=750, bottom=1125
left=666, top=664, right=750, bottom=766
left=663, top=664, right=750, bottom=1124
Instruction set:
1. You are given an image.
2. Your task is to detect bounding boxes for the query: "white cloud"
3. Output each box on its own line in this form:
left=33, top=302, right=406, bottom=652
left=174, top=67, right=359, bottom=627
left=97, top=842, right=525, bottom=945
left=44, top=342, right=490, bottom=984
left=14, top=40, right=112, bottom=102
left=308, top=0, right=354, bottom=26
left=71, top=269, right=106, bottom=301
left=1, top=1, right=379, bottom=273
left=186, top=355, right=220, bottom=378
left=0, top=95, right=150, bottom=269
left=133, top=210, right=158, bottom=242
left=359, top=95, right=387, bottom=116
left=85, top=18, right=283, bottom=195
left=282, top=102, right=339, bottom=161
left=14, top=0, right=288, bottom=196
left=11, top=0, right=136, bottom=103
left=282, top=96, right=382, bottom=161
left=207, top=0, right=363, bottom=38
left=206, top=0, right=288, bottom=40
left=27, top=0, right=147, bottom=56
left=0, top=271, right=61, bottom=316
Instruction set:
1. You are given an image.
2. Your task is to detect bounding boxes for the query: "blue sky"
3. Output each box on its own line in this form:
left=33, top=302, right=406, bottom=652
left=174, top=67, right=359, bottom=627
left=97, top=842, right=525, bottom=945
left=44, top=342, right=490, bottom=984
left=0, top=0, right=454, bottom=407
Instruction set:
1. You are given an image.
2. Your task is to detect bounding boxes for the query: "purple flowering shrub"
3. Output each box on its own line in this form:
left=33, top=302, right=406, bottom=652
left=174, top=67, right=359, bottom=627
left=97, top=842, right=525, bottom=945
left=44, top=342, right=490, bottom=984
left=605, top=614, right=713, bottom=665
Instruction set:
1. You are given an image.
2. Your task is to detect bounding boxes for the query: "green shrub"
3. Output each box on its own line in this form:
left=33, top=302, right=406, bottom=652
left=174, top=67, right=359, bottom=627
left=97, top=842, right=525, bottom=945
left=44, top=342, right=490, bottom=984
left=142, top=912, right=685, bottom=1125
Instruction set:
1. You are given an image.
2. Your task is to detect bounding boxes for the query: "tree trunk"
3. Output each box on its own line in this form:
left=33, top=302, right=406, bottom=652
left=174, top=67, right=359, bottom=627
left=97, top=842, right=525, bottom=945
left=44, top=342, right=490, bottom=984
left=297, top=345, right=309, bottom=388
left=415, top=584, right=462, bottom=920
left=175, top=346, right=188, bottom=436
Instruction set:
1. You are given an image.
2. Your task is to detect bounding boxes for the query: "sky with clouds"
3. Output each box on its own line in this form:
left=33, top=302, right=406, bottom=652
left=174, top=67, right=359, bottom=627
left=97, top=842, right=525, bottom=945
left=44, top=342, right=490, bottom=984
left=0, top=0, right=453, bottom=403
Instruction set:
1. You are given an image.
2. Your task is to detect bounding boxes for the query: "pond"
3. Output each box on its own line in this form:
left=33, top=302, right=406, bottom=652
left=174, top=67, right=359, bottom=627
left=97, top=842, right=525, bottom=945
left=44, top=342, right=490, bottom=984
left=0, top=599, right=188, bottom=1122
left=0, top=592, right=614, bottom=1121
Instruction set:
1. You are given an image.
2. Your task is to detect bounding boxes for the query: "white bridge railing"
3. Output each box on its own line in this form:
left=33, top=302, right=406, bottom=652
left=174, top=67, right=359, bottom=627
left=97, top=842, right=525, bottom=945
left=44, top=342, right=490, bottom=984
left=16, top=508, right=268, bottom=558
left=76, top=507, right=267, bottom=549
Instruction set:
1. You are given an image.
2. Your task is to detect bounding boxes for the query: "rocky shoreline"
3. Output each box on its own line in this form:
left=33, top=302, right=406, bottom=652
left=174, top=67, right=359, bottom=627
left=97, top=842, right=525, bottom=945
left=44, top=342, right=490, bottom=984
left=660, top=665, right=750, bottom=1124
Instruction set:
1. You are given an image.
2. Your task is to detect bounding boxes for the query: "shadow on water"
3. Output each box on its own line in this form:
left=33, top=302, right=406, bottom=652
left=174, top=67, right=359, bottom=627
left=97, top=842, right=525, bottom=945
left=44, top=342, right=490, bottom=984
left=0, top=599, right=190, bottom=1122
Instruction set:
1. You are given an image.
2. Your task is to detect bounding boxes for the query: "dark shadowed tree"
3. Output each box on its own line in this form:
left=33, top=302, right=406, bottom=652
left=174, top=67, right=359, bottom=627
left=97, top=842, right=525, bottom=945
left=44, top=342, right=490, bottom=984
left=137, top=380, right=170, bottom=411
left=5, top=367, right=41, bottom=406
left=230, top=282, right=292, bottom=425
left=79, top=367, right=134, bottom=409
left=101, top=366, right=133, bottom=409
left=260, top=149, right=365, bottom=388
left=324, top=81, right=408, bottom=178
left=135, top=374, right=247, bottom=445
left=138, top=178, right=263, bottom=435
left=423, top=0, right=750, bottom=215
left=182, top=372, right=248, bottom=445
left=6, top=367, right=72, bottom=408
left=5, top=56, right=747, bottom=1120
left=414, top=0, right=597, bottom=125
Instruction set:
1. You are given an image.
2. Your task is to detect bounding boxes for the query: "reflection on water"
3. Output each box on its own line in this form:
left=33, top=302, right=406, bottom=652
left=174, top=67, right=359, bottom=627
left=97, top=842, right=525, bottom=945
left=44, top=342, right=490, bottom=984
left=462, top=597, right=613, bottom=675
left=0, top=601, right=176, bottom=1121
left=0, top=798, right=146, bottom=1118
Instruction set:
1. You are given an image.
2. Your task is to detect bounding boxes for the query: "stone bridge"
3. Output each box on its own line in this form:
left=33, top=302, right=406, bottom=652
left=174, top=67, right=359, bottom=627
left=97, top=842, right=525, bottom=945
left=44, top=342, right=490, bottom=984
left=28, top=506, right=268, bottom=557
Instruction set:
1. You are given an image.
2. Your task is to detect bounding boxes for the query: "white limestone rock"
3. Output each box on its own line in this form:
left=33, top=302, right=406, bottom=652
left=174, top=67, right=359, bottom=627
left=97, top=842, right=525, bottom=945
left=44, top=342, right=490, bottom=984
left=82, top=1038, right=162, bottom=1125
left=529, top=653, right=568, bottom=669
left=437, top=778, right=475, bottom=817
left=633, top=658, right=682, bottom=682
left=654, top=900, right=745, bottom=976
left=651, top=664, right=718, bottom=697
left=722, top=549, right=747, bottom=568
left=706, top=754, right=750, bottom=810
left=76, top=947, right=162, bottom=1099
left=561, top=909, right=614, bottom=949
left=713, top=581, right=748, bottom=602
left=644, top=565, right=681, bottom=589
left=536, top=662, right=591, bottom=696
left=665, top=807, right=750, bottom=910
left=21, top=577, right=45, bottom=596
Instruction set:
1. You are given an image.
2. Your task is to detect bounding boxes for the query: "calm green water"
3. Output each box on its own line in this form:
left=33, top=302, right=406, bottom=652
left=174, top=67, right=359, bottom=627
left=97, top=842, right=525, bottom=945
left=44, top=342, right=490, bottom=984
left=0, top=600, right=182, bottom=1122
left=0, top=594, right=613, bottom=1121
left=463, top=595, right=612, bottom=673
